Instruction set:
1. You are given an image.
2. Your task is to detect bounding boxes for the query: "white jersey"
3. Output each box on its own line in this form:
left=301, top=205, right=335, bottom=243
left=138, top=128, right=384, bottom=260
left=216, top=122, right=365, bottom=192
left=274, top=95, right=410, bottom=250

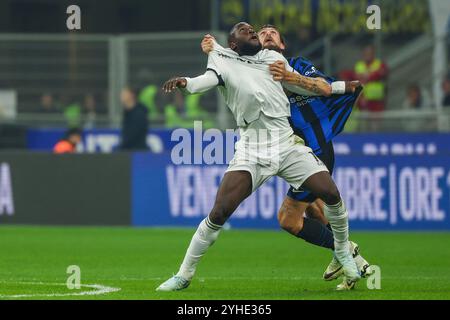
left=182, top=42, right=329, bottom=192
left=206, top=42, right=296, bottom=144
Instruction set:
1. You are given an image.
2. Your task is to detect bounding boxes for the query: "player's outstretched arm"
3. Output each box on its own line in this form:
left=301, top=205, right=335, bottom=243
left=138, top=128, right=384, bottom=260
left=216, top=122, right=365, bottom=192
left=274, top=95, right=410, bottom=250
left=163, top=71, right=219, bottom=95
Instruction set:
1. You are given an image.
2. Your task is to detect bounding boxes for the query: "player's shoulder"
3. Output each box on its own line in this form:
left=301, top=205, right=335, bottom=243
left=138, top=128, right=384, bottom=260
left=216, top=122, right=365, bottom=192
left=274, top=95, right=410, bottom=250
left=288, top=56, right=317, bottom=74
left=211, top=41, right=237, bottom=58
left=260, top=49, right=285, bottom=61
left=288, top=56, right=315, bottom=68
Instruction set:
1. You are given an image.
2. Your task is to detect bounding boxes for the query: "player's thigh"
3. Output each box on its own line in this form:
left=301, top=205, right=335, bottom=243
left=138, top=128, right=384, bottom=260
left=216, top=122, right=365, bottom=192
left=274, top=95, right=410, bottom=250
left=278, top=146, right=328, bottom=192
left=210, top=170, right=253, bottom=224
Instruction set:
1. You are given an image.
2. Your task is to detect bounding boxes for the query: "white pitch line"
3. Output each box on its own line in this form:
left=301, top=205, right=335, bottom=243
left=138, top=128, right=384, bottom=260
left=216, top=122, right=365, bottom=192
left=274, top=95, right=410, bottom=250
left=0, top=281, right=121, bottom=299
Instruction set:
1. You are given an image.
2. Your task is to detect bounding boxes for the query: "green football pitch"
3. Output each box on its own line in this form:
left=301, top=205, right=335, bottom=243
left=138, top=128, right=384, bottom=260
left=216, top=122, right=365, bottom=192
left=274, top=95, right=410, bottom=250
left=0, top=226, right=449, bottom=300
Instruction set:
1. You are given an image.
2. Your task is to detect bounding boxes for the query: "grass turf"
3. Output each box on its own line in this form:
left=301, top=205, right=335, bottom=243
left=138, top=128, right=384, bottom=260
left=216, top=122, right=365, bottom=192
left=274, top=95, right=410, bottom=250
left=0, top=226, right=449, bottom=300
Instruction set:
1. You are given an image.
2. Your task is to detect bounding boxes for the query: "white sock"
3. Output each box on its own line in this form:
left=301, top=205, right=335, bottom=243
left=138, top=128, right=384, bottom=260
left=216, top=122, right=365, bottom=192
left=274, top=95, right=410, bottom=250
left=324, top=200, right=350, bottom=255
left=176, top=216, right=222, bottom=281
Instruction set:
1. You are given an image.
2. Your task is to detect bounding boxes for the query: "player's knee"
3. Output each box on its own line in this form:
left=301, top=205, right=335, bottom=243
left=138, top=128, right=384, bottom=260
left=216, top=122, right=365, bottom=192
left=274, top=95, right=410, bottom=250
left=280, top=218, right=303, bottom=235
left=278, top=199, right=304, bottom=235
left=278, top=210, right=291, bottom=233
left=320, top=185, right=341, bottom=205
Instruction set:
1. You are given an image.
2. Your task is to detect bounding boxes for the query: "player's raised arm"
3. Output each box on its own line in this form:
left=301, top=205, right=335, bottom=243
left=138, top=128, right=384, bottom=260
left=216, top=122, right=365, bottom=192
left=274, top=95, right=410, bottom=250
left=162, top=70, right=220, bottom=95
left=270, top=61, right=361, bottom=97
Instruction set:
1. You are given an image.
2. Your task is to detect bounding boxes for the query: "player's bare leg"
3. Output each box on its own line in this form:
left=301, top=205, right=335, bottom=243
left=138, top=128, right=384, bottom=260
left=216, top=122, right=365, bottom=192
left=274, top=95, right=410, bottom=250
left=157, top=171, right=252, bottom=291
left=278, top=197, right=334, bottom=250
left=278, top=197, right=307, bottom=235
left=300, top=171, right=361, bottom=284
left=305, top=199, right=329, bottom=226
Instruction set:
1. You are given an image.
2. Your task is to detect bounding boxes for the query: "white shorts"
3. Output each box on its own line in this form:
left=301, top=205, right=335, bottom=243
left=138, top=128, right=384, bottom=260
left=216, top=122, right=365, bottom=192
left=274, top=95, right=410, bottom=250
left=226, top=134, right=329, bottom=192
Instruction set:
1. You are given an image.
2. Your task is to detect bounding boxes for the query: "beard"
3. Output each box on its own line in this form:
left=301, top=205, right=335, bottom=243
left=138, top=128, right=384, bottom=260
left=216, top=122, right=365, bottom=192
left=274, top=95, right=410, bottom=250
left=238, top=40, right=262, bottom=56
left=263, top=43, right=283, bottom=53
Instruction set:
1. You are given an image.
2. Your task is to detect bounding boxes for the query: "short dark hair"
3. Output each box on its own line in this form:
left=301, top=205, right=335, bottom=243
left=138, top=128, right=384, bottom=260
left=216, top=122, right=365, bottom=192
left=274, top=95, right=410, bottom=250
left=259, top=24, right=287, bottom=47
left=228, top=22, right=246, bottom=46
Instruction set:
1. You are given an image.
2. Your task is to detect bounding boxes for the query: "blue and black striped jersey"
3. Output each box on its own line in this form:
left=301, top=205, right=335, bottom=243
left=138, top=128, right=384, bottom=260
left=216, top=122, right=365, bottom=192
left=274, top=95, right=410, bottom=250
left=287, top=56, right=361, bottom=155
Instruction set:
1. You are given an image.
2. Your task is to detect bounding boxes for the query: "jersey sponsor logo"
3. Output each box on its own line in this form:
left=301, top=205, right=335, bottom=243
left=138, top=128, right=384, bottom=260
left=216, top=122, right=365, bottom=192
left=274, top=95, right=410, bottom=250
left=217, top=52, right=266, bottom=65
left=292, top=98, right=318, bottom=108
left=289, top=95, right=318, bottom=106
left=304, top=67, right=317, bottom=76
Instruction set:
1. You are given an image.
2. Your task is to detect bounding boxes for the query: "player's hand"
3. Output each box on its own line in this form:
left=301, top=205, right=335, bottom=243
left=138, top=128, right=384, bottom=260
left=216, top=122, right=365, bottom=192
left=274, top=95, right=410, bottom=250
left=163, top=77, right=187, bottom=93
left=358, top=74, right=369, bottom=84
left=269, top=60, right=287, bottom=81
left=345, top=80, right=362, bottom=93
left=201, top=34, right=215, bottom=54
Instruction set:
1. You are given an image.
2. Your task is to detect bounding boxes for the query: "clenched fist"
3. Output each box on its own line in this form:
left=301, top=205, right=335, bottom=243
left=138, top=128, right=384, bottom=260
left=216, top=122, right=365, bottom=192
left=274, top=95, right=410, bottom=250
left=344, top=81, right=362, bottom=94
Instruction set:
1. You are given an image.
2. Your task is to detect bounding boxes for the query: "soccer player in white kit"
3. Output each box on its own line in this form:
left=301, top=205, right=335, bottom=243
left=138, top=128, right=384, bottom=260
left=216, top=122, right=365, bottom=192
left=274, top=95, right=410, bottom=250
left=157, top=22, right=360, bottom=292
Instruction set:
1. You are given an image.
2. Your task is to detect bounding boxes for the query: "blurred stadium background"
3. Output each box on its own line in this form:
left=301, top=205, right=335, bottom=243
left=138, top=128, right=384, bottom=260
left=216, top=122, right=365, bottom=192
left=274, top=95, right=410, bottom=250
left=0, top=0, right=450, bottom=300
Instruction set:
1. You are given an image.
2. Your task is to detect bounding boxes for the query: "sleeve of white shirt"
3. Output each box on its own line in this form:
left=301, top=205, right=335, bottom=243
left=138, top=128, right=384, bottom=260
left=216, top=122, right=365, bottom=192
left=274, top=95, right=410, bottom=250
left=182, top=70, right=219, bottom=94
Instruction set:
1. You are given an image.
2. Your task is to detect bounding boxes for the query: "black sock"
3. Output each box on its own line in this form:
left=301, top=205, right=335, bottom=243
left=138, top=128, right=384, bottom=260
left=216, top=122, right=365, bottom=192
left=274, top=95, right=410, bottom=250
left=296, top=218, right=335, bottom=250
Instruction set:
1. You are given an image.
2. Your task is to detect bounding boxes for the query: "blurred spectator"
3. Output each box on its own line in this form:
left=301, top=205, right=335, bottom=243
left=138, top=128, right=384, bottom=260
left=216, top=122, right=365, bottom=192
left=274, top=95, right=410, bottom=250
left=137, top=69, right=161, bottom=121
left=139, top=84, right=161, bottom=121
left=442, top=77, right=450, bottom=107
left=53, top=128, right=82, bottom=154
left=61, top=95, right=82, bottom=128
left=185, top=94, right=215, bottom=128
left=40, top=93, right=59, bottom=113
left=402, top=84, right=431, bottom=110
left=120, top=87, right=148, bottom=151
left=164, top=91, right=215, bottom=129
left=83, top=93, right=97, bottom=129
left=353, top=45, right=388, bottom=112
left=165, top=90, right=188, bottom=128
